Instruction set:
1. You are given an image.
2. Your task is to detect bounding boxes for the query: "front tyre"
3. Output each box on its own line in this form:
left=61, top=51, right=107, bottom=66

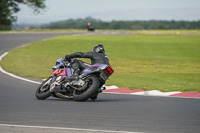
left=73, top=75, right=100, bottom=101
left=35, top=77, right=52, bottom=100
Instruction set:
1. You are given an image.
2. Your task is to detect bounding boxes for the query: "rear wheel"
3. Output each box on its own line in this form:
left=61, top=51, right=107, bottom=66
left=73, top=75, right=100, bottom=101
left=35, top=77, right=52, bottom=100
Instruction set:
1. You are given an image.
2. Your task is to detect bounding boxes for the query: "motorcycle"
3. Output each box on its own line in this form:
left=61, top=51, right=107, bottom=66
left=35, top=58, right=114, bottom=101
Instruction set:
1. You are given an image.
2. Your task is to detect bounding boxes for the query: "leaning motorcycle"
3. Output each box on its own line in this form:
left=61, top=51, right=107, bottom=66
left=35, top=58, right=114, bottom=101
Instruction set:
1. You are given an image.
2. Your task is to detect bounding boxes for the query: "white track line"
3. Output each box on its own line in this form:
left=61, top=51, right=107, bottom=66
left=0, top=52, right=143, bottom=133
left=0, top=124, right=142, bottom=133
left=0, top=52, right=116, bottom=87
left=1, top=52, right=195, bottom=99
left=0, top=52, right=8, bottom=61
left=0, top=52, right=40, bottom=84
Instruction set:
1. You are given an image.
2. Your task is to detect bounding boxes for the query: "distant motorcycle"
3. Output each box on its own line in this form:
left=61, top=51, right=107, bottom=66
left=35, top=58, right=114, bottom=101
left=87, top=22, right=95, bottom=31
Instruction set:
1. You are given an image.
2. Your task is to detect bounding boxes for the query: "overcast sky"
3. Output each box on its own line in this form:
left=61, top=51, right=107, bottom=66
left=16, top=0, right=200, bottom=24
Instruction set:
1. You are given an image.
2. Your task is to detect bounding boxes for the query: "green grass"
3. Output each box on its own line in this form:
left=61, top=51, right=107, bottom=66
left=128, top=29, right=200, bottom=35
left=1, top=33, right=200, bottom=92
left=2, top=29, right=200, bottom=35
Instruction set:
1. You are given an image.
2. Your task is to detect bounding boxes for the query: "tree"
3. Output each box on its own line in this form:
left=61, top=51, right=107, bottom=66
left=0, top=0, right=46, bottom=30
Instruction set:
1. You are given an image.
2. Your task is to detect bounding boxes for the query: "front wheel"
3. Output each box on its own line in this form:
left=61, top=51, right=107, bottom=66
left=73, top=75, right=100, bottom=101
left=35, top=77, right=52, bottom=100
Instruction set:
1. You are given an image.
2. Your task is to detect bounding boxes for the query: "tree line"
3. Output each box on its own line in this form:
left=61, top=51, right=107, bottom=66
left=0, top=1, right=200, bottom=30
left=43, top=18, right=200, bottom=30
left=0, top=0, right=45, bottom=30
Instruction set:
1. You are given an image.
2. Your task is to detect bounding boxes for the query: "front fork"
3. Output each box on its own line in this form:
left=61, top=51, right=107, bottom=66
left=49, top=76, right=65, bottom=92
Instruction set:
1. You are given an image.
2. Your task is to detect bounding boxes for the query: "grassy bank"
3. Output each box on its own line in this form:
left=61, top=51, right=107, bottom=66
left=1, top=33, right=200, bottom=92
left=1, top=29, right=200, bottom=35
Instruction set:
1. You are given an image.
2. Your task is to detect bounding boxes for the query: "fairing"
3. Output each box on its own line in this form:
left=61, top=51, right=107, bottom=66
left=52, top=58, right=113, bottom=79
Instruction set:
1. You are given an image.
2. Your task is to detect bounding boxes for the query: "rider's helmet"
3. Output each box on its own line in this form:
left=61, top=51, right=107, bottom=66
left=92, top=44, right=105, bottom=53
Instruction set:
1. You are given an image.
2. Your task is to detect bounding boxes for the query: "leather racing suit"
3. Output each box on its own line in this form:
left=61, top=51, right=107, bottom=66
left=65, top=51, right=110, bottom=78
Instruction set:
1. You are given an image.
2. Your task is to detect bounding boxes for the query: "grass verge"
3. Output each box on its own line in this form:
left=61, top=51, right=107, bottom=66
left=1, top=33, right=200, bottom=92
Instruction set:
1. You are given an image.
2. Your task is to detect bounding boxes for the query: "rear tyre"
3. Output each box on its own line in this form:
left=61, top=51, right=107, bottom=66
left=35, top=77, right=52, bottom=100
left=73, top=75, right=100, bottom=101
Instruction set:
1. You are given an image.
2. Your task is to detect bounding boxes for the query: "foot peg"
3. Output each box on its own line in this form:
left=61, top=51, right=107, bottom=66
left=101, top=86, right=106, bottom=91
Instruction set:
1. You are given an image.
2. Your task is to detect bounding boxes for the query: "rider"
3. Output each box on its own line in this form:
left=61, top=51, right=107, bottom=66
left=64, top=44, right=110, bottom=81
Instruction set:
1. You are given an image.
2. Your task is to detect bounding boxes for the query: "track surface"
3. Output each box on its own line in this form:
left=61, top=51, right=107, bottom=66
left=0, top=33, right=200, bottom=133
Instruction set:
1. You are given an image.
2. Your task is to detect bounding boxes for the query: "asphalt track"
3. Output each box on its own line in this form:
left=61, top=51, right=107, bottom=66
left=0, top=33, right=200, bottom=133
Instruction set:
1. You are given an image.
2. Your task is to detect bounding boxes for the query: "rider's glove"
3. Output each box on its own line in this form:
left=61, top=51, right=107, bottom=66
left=65, top=55, right=71, bottom=62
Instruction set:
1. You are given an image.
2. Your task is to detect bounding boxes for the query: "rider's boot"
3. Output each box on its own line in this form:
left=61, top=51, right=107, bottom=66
left=65, top=69, right=80, bottom=82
